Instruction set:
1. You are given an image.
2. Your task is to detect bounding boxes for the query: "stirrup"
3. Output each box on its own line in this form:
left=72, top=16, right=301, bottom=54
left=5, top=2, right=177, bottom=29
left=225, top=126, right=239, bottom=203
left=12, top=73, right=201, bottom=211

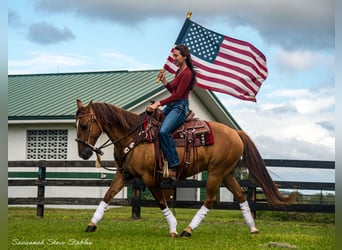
left=161, top=160, right=177, bottom=180
left=162, top=160, right=169, bottom=179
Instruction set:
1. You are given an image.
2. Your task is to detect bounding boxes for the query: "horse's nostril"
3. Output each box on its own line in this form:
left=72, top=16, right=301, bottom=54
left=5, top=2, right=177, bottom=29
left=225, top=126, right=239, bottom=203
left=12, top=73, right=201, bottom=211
left=80, top=148, right=93, bottom=160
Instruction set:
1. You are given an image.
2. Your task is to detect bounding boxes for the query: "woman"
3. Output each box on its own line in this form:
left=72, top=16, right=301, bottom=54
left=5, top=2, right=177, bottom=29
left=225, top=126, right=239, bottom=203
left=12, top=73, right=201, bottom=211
left=147, top=44, right=196, bottom=180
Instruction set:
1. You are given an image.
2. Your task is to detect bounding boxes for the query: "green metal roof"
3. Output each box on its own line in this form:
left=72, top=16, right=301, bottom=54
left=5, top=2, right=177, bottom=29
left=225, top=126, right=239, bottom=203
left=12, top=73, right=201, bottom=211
left=8, top=70, right=166, bottom=120
left=8, top=69, right=240, bottom=129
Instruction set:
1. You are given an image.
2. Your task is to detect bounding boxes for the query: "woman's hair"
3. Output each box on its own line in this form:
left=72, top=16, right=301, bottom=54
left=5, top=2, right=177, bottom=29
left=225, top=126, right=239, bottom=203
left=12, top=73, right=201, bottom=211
left=174, top=44, right=196, bottom=89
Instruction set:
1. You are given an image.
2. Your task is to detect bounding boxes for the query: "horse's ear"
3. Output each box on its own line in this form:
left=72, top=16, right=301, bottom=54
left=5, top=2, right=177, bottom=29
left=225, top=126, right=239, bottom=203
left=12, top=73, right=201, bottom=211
left=77, top=99, right=83, bottom=109
left=88, top=100, right=93, bottom=108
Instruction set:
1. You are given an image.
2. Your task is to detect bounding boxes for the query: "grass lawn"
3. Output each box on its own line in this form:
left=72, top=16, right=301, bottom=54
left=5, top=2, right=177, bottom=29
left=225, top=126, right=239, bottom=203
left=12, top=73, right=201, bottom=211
left=8, top=206, right=335, bottom=250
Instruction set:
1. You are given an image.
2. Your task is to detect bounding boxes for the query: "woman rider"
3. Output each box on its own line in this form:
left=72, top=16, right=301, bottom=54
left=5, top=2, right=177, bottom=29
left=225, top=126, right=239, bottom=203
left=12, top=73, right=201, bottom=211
left=147, top=44, right=196, bottom=180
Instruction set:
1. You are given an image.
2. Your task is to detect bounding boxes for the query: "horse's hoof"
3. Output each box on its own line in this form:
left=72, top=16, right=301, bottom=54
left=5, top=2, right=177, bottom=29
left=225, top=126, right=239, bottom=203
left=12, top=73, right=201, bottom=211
left=85, top=225, right=97, bottom=232
left=168, top=232, right=178, bottom=238
left=180, top=230, right=192, bottom=237
left=250, top=227, right=259, bottom=234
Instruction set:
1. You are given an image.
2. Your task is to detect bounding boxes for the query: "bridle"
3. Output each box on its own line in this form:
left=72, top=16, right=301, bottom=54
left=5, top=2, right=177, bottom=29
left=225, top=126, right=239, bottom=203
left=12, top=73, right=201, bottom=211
left=75, top=107, right=151, bottom=171
left=75, top=108, right=112, bottom=157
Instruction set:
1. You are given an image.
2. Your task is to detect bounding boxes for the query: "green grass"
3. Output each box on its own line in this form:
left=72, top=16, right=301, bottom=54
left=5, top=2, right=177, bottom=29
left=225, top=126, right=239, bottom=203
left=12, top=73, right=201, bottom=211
left=8, top=207, right=335, bottom=250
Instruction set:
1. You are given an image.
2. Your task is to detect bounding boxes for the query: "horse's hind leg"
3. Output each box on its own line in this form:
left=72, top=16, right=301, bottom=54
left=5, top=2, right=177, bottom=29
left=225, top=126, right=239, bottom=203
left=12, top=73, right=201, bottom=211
left=223, top=174, right=259, bottom=234
left=180, top=174, right=222, bottom=237
left=85, top=171, right=131, bottom=232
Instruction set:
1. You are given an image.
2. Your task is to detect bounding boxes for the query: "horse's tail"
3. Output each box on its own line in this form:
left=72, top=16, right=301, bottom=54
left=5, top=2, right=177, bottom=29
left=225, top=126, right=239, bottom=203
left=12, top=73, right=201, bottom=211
left=237, top=130, right=297, bottom=207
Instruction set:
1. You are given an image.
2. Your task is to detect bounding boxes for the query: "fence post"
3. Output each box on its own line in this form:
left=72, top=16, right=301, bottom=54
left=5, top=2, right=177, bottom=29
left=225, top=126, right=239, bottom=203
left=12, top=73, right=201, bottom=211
left=131, top=179, right=141, bottom=219
left=37, top=164, right=46, bottom=217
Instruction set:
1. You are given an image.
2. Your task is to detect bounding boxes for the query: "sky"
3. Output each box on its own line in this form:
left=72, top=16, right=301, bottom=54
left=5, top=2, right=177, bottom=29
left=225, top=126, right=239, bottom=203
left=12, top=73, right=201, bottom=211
left=8, top=0, right=335, bottom=183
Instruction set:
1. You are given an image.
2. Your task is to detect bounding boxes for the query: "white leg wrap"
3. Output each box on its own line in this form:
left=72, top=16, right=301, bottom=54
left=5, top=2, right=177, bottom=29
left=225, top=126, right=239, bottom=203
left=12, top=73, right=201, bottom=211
left=91, top=200, right=108, bottom=224
left=162, top=207, right=177, bottom=233
left=240, top=200, right=255, bottom=228
left=189, top=205, right=209, bottom=230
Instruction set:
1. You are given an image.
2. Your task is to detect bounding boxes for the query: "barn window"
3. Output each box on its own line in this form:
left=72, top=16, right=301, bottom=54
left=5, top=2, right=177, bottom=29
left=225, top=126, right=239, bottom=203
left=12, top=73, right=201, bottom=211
left=26, top=129, right=68, bottom=160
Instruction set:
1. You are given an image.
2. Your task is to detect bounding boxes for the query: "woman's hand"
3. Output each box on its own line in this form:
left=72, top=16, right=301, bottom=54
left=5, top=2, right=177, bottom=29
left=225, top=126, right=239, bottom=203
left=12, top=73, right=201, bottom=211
left=147, top=101, right=161, bottom=112
left=157, top=69, right=167, bottom=85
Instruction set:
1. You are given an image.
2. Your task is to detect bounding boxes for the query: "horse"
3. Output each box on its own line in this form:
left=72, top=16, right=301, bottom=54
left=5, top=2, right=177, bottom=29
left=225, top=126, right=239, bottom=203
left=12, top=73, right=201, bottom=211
left=75, top=99, right=297, bottom=237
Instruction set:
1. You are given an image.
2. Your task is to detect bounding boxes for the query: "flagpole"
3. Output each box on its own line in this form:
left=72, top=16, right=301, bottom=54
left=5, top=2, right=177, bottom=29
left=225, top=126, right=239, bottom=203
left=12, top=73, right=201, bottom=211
left=156, top=11, right=192, bottom=83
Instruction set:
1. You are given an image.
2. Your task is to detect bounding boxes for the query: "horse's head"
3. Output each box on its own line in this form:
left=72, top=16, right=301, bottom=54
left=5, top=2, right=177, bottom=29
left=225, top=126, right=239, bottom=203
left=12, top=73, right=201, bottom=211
left=75, top=99, right=103, bottom=160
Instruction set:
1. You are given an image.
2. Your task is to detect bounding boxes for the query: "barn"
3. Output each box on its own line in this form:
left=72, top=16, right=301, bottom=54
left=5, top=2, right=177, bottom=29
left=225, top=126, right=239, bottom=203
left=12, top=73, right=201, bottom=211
left=8, top=69, right=241, bottom=205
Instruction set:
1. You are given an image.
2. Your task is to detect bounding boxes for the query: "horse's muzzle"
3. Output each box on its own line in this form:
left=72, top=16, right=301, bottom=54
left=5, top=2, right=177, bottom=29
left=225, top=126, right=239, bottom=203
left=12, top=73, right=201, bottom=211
left=80, top=147, right=93, bottom=160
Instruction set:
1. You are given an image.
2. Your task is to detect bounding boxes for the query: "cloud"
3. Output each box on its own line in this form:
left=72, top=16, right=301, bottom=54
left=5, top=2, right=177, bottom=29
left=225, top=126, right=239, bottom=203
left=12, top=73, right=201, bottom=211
left=266, top=87, right=335, bottom=114
left=8, top=51, right=91, bottom=74
left=100, top=51, right=153, bottom=69
left=8, top=8, right=25, bottom=28
left=274, top=49, right=335, bottom=73
left=262, top=104, right=298, bottom=115
left=247, top=1, right=334, bottom=50
left=316, top=121, right=334, bottom=132
left=7, top=50, right=153, bottom=74
left=254, top=135, right=334, bottom=161
left=26, top=21, right=76, bottom=45
left=34, top=0, right=334, bottom=49
left=219, top=84, right=334, bottom=161
left=240, top=112, right=335, bottom=161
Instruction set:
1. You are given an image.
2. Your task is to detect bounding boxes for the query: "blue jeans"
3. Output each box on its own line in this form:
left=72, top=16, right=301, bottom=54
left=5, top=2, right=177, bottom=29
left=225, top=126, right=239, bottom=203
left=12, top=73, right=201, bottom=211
left=160, top=99, right=189, bottom=169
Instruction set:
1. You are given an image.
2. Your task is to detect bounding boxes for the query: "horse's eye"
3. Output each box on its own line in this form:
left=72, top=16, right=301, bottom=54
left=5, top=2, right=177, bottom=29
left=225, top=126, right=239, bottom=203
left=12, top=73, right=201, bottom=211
left=80, top=124, right=88, bottom=130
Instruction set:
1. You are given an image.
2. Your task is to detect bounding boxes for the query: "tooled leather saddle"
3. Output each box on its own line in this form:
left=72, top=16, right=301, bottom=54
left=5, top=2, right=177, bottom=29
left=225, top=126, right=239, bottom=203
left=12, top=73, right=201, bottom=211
left=143, top=109, right=214, bottom=146
left=141, top=109, right=214, bottom=175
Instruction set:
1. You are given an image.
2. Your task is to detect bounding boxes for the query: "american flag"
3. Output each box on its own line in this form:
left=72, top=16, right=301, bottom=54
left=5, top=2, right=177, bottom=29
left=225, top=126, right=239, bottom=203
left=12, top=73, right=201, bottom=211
left=163, top=19, right=268, bottom=102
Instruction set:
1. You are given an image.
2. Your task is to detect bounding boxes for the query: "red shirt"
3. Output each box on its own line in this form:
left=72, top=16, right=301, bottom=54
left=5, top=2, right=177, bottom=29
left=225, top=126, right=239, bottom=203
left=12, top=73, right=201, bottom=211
left=159, top=67, right=192, bottom=106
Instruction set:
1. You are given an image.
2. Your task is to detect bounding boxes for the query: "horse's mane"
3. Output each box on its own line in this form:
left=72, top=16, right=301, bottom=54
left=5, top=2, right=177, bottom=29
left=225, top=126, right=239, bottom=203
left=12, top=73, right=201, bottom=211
left=91, top=102, right=141, bottom=132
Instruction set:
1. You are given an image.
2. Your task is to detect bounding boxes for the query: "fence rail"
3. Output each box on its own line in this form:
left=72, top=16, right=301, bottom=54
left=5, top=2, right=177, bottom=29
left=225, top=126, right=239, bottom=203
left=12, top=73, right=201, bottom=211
left=8, top=160, right=335, bottom=218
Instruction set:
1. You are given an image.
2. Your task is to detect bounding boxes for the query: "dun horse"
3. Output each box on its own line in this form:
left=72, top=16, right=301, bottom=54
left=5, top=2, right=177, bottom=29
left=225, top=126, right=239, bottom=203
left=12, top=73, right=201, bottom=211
left=75, top=99, right=296, bottom=237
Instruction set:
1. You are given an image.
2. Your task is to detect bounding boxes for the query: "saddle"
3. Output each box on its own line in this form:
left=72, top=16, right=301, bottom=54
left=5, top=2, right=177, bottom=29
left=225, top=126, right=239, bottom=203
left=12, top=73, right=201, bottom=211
left=143, top=109, right=214, bottom=146
left=142, top=109, right=214, bottom=178
left=172, top=115, right=213, bottom=147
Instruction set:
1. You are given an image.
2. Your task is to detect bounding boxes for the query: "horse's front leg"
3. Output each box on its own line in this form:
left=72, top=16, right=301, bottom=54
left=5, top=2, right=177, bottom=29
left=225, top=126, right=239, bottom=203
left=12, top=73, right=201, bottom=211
left=85, top=171, right=130, bottom=232
left=148, top=185, right=178, bottom=237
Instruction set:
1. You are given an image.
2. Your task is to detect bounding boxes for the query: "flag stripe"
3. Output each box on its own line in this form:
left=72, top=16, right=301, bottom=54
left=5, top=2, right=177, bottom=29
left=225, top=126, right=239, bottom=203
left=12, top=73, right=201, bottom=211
left=222, top=36, right=267, bottom=62
left=220, top=41, right=267, bottom=77
left=215, top=54, right=264, bottom=88
left=192, top=56, right=259, bottom=94
left=216, top=52, right=266, bottom=83
left=196, top=71, right=255, bottom=96
left=214, top=55, right=264, bottom=88
left=196, top=81, right=256, bottom=101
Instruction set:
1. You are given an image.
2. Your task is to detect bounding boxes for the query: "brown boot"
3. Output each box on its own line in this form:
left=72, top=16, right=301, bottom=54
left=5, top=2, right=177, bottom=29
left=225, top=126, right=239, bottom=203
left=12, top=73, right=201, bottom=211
left=168, top=168, right=177, bottom=181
